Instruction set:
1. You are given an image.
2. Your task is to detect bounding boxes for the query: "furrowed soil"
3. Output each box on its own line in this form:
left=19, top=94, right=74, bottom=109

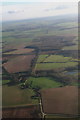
left=3, top=55, right=35, bottom=73
left=2, top=105, right=40, bottom=118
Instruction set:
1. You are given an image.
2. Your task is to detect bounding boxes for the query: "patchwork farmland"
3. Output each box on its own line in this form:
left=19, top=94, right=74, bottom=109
left=35, top=55, right=78, bottom=71
left=2, top=15, right=79, bottom=118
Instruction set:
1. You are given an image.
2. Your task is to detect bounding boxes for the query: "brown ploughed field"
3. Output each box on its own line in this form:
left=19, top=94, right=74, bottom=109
left=2, top=105, right=39, bottom=118
left=3, top=48, right=34, bottom=55
left=41, top=86, right=78, bottom=116
left=3, top=55, right=35, bottom=73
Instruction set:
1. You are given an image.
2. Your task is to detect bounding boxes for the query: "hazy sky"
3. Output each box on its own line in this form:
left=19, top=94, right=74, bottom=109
left=1, top=1, right=78, bottom=21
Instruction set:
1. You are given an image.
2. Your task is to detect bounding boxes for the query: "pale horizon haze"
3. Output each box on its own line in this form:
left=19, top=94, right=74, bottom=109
left=0, top=1, right=78, bottom=22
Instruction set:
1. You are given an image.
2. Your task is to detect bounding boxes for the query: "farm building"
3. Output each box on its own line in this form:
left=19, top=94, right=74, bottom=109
left=40, top=86, right=79, bottom=118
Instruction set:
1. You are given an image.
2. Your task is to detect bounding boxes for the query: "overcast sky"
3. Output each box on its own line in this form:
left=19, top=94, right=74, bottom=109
left=0, top=1, right=78, bottom=21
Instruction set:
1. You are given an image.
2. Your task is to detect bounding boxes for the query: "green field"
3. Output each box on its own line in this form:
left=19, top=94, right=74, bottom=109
left=57, top=22, right=78, bottom=28
left=43, top=55, right=72, bottom=62
left=37, top=55, right=49, bottom=63
left=70, top=82, right=80, bottom=86
left=35, top=55, right=78, bottom=70
left=2, top=80, right=11, bottom=85
left=47, top=27, right=77, bottom=36
left=0, top=80, right=1, bottom=86
left=2, top=85, right=38, bottom=107
left=25, top=77, right=63, bottom=90
left=0, top=86, right=2, bottom=106
left=62, top=45, right=78, bottom=50
left=35, top=62, right=78, bottom=71
left=62, top=37, right=78, bottom=50
left=37, top=55, right=79, bottom=63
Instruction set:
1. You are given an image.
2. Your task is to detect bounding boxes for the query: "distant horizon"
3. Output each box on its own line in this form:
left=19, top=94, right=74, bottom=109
left=2, top=13, right=78, bottom=23
left=1, top=2, right=78, bottom=22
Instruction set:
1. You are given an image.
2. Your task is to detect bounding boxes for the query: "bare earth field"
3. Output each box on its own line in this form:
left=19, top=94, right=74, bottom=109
left=3, top=43, right=27, bottom=53
left=40, top=86, right=78, bottom=116
left=3, top=48, right=34, bottom=55
left=3, top=55, right=35, bottom=73
left=2, top=105, right=39, bottom=118
left=2, top=56, right=17, bottom=64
